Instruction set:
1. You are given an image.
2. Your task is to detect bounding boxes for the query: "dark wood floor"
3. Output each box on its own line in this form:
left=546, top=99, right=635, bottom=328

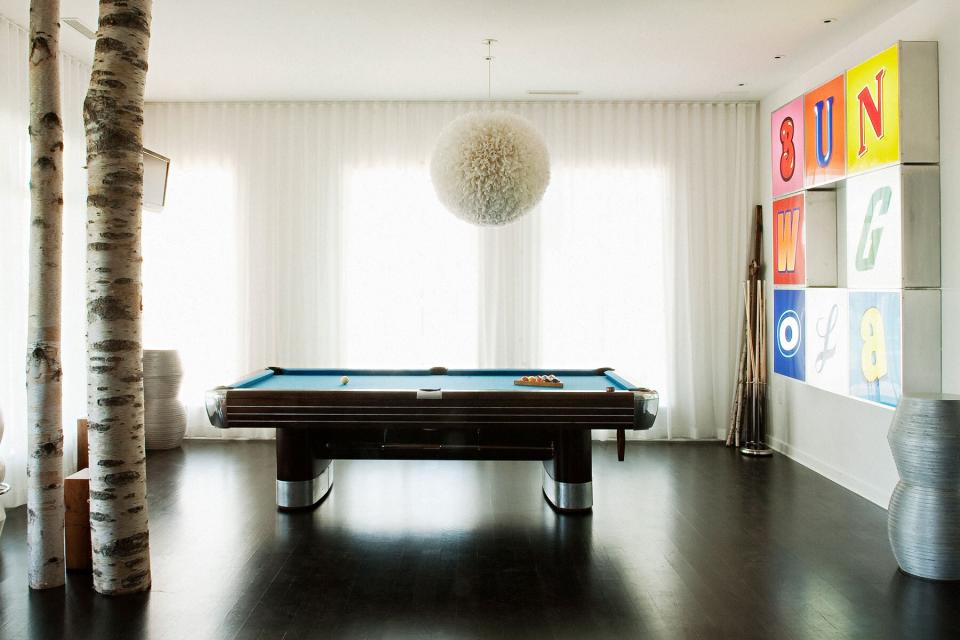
left=1, top=441, right=959, bottom=640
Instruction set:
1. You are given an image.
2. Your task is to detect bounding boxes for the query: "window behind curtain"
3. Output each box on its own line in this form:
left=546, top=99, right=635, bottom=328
left=339, top=163, right=668, bottom=397
left=538, top=167, right=668, bottom=392
left=341, top=166, right=481, bottom=367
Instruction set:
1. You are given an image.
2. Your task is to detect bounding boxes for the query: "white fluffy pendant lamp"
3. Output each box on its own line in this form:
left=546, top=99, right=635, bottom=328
left=430, top=39, right=550, bottom=226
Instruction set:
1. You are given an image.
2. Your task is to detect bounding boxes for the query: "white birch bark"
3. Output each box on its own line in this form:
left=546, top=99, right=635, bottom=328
left=83, top=0, right=152, bottom=595
left=27, top=0, right=65, bottom=590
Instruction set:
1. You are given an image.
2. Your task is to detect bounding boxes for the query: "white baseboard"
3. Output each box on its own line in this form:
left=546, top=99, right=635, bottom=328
left=766, top=435, right=890, bottom=509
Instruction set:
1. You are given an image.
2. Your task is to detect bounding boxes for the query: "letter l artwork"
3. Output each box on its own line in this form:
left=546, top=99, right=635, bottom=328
left=814, top=304, right=839, bottom=372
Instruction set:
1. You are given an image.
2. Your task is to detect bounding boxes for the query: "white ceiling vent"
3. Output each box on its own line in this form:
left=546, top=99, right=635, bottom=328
left=527, top=90, right=581, bottom=96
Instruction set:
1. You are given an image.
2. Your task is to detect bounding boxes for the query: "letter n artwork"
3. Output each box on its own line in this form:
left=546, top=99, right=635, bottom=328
left=846, top=44, right=900, bottom=174
left=772, top=195, right=805, bottom=285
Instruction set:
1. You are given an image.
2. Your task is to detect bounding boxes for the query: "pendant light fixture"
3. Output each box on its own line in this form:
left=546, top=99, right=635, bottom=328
left=430, top=39, right=550, bottom=226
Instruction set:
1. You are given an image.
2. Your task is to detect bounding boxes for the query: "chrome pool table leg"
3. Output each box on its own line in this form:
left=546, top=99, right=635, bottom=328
left=542, top=467, right=593, bottom=512
left=542, top=428, right=593, bottom=512
left=277, top=461, right=334, bottom=510
left=276, top=427, right=334, bottom=510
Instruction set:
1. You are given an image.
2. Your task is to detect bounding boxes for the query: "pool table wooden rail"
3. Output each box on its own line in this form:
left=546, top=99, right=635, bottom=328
left=208, top=388, right=658, bottom=431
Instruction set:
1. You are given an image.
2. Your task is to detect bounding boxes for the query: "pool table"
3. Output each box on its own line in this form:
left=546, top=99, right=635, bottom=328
left=206, top=367, right=658, bottom=512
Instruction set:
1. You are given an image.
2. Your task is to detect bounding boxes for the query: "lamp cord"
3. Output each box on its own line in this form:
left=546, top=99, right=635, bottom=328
left=483, top=38, right=496, bottom=100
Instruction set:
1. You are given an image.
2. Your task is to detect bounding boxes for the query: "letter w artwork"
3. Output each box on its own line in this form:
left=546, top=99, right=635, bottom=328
left=776, top=205, right=801, bottom=273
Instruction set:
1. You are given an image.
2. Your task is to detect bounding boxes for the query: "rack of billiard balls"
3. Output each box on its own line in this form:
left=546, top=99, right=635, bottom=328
left=513, top=374, right=564, bottom=388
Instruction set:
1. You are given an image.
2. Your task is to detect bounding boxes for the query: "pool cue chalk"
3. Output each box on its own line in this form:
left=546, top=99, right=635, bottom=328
left=606, top=386, right=615, bottom=392
left=340, top=376, right=350, bottom=385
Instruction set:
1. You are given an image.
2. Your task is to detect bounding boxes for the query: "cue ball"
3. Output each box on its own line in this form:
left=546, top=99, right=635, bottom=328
left=340, top=376, right=349, bottom=385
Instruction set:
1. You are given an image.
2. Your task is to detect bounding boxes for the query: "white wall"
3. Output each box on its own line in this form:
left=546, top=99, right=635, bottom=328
left=758, top=0, right=959, bottom=507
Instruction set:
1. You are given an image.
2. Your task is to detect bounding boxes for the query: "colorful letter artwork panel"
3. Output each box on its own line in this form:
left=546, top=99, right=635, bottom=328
left=771, top=43, right=904, bottom=195
left=771, top=98, right=804, bottom=196
left=804, top=288, right=849, bottom=394
left=847, top=44, right=900, bottom=175
left=848, top=292, right=901, bottom=407
left=774, top=289, right=805, bottom=381
left=769, top=41, right=940, bottom=409
left=773, top=195, right=805, bottom=285
left=845, top=165, right=903, bottom=289
left=804, top=75, right=845, bottom=186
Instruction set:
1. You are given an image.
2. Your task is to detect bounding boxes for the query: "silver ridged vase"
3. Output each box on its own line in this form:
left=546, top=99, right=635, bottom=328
left=887, top=394, right=960, bottom=581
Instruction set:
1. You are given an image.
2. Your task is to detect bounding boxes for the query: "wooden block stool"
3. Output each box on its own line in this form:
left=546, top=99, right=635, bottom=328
left=65, top=467, right=91, bottom=572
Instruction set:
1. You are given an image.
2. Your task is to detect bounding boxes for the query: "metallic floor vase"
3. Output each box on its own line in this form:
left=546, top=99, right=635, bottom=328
left=888, top=394, right=960, bottom=581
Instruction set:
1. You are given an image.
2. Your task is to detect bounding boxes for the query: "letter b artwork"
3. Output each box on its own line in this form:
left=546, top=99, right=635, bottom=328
left=849, top=292, right=901, bottom=407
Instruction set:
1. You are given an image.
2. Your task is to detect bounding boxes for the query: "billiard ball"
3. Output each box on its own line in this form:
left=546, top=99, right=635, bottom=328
left=340, top=376, right=349, bottom=385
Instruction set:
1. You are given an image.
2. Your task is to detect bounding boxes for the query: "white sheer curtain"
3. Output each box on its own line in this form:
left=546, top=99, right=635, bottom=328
left=142, top=101, right=757, bottom=441
left=0, top=17, right=90, bottom=507
left=0, top=21, right=757, bottom=505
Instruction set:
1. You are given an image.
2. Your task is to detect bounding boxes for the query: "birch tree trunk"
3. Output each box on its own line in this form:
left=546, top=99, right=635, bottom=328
left=27, top=0, right=65, bottom=591
left=83, top=0, right=152, bottom=596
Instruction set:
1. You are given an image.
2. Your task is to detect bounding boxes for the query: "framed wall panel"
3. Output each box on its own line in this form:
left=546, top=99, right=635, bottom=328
left=848, top=291, right=901, bottom=407
left=845, top=164, right=940, bottom=289
left=845, top=41, right=939, bottom=176
left=804, top=75, right=846, bottom=187
left=771, top=97, right=805, bottom=197
left=773, top=194, right=805, bottom=285
left=774, top=289, right=805, bottom=382
left=804, top=288, right=849, bottom=394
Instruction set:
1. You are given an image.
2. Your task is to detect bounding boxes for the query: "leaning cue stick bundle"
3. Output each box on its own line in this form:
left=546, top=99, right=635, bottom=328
left=725, top=205, right=769, bottom=453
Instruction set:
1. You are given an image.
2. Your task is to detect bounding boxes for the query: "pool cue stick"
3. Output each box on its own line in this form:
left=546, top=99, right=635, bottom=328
left=741, top=278, right=755, bottom=446
left=725, top=337, right=747, bottom=446
left=726, top=309, right=748, bottom=446
left=734, top=328, right=747, bottom=447
left=743, top=281, right=756, bottom=444
left=740, top=280, right=750, bottom=446
left=753, top=278, right=763, bottom=443
left=760, top=283, right=767, bottom=440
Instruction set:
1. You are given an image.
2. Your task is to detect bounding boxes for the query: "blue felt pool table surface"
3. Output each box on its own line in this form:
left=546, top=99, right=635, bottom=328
left=233, top=368, right=638, bottom=392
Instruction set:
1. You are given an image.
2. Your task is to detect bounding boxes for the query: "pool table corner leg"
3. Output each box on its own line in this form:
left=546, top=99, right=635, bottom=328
left=277, top=463, right=334, bottom=510
left=542, top=428, right=593, bottom=513
left=276, top=427, right=334, bottom=510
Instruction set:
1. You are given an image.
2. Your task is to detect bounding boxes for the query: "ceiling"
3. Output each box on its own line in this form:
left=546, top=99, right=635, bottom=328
left=0, top=0, right=917, bottom=102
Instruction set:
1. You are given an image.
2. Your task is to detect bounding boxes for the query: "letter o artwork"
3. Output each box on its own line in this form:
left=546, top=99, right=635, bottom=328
left=779, top=116, right=796, bottom=181
left=778, top=309, right=802, bottom=358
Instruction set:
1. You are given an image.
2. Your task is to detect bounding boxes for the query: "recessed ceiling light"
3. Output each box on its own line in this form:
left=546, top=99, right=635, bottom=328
left=823, top=18, right=836, bottom=24
left=738, top=83, right=746, bottom=87
left=773, top=55, right=784, bottom=60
